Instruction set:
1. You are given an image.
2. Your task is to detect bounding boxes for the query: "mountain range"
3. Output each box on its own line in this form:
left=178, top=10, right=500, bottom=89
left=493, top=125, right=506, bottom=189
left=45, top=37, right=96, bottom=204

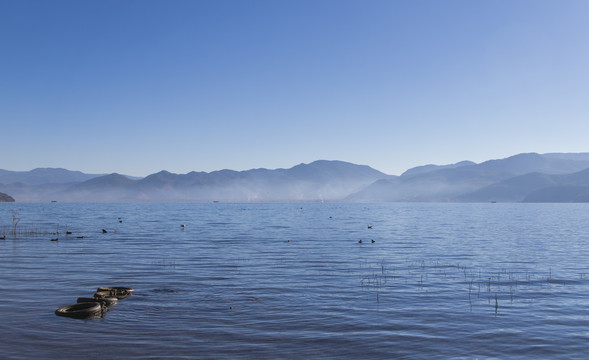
left=2, top=153, right=589, bottom=202
left=347, top=153, right=589, bottom=202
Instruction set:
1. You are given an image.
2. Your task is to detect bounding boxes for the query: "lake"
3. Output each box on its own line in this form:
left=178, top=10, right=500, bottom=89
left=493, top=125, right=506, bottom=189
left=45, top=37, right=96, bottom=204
left=1, top=202, right=588, bottom=359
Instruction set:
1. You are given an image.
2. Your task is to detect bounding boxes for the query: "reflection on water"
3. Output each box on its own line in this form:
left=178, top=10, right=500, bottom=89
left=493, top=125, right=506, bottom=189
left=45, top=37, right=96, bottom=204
left=1, top=202, right=589, bottom=359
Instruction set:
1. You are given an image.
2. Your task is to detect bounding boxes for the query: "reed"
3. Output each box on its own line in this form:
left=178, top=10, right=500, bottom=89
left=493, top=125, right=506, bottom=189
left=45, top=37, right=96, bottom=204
left=2, top=211, right=76, bottom=239
left=1, top=222, right=68, bottom=238
left=11, top=210, right=20, bottom=236
left=356, top=257, right=571, bottom=314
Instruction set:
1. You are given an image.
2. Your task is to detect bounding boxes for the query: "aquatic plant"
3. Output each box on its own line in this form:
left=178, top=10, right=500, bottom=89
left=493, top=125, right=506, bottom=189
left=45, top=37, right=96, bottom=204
left=11, top=210, right=20, bottom=237
left=1, top=221, right=73, bottom=239
left=355, top=257, right=570, bottom=315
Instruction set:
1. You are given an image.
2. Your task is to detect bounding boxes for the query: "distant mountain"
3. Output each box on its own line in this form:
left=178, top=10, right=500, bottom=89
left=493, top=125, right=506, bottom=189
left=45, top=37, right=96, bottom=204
left=0, top=192, right=15, bottom=202
left=0, top=182, right=73, bottom=202
left=455, top=173, right=559, bottom=202
left=4, top=153, right=589, bottom=202
left=63, top=174, right=138, bottom=202
left=400, top=161, right=475, bottom=179
left=0, top=168, right=103, bottom=186
left=524, top=185, right=589, bottom=202
left=0, top=168, right=142, bottom=186
left=0, top=168, right=141, bottom=202
left=457, top=167, right=589, bottom=203
left=475, top=153, right=589, bottom=175
left=522, top=168, right=589, bottom=202
left=347, top=153, right=589, bottom=202
left=542, top=152, right=589, bottom=162
left=51, top=160, right=391, bottom=202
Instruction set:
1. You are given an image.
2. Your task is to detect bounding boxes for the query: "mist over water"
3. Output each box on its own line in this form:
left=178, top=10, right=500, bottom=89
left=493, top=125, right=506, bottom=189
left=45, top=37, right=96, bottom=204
left=1, top=202, right=589, bottom=359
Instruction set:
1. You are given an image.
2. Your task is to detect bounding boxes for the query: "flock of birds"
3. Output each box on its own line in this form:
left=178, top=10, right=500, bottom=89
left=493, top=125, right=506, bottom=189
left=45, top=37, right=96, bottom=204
left=48, top=217, right=125, bottom=241
left=49, top=217, right=184, bottom=241
left=356, top=224, right=375, bottom=244
left=39, top=218, right=377, bottom=244
left=51, top=230, right=84, bottom=241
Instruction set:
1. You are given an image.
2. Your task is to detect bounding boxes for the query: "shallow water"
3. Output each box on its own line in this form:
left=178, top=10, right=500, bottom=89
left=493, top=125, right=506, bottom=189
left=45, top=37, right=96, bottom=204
left=1, top=202, right=589, bottom=359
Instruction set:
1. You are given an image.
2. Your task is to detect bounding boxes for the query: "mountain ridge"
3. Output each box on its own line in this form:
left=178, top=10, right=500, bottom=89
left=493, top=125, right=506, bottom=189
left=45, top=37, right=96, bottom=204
left=3, top=153, right=589, bottom=202
left=12, top=160, right=389, bottom=202
left=0, top=168, right=140, bottom=186
left=346, top=153, right=589, bottom=202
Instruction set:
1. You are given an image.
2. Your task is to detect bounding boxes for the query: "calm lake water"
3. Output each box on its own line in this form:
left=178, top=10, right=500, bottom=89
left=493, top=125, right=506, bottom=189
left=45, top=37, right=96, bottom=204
left=1, top=202, right=589, bottom=359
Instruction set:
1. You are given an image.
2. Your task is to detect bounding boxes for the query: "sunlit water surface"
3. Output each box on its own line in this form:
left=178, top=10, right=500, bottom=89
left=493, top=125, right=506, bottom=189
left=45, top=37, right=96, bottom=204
left=1, top=202, right=589, bottom=359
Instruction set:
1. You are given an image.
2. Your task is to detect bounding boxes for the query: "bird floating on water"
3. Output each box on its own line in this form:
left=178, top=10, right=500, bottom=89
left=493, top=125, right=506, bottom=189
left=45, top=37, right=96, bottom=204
left=102, top=229, right=107, bottom=233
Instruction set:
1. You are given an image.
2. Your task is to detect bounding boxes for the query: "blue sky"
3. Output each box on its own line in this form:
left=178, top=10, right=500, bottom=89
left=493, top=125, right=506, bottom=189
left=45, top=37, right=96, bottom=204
left=1, top=0, right=588, bottom=176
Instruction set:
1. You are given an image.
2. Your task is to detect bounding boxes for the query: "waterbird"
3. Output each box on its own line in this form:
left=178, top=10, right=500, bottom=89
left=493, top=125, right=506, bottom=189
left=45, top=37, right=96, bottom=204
left=181, top=224, right=185, bottom=228
left=367, top=225, right=372, bottom=229
left=66, top=231, right=72, bottom=235
left=118, top=217, right=122, bottom=223
left=0, top=235, right=5, bottom=240
left=371, top=240, right=375, bottom=243
left=50, top=237, right=58, bottom=241
left=358, top=239, right=363, bottom=244
left=102, top=229, right=108, bottom=233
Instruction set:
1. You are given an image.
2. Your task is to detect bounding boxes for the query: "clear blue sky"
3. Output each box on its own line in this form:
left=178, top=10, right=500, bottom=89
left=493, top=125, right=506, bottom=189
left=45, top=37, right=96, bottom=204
left=1, top=0, right=588, bottom=176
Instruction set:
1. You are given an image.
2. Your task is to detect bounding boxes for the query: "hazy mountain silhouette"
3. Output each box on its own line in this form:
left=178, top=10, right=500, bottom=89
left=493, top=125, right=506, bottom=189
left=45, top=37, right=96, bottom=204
left=523, top=185, right=589, bottom=202
left=3, top=153, right=589, bottom=202
left=542, top=153, right=589, bottom=162
left=400, top=161, right=475, bottom=179
left=455, top=173, right=559, bottom=202
left=52, top=160, right=390, bottom=202
left=0, top=183, right=73, bottom=202
left=522, top=168, right=589, bottom=202
left=457, top=167, right=589, bottom=202
left=0, top=168, right=139, bottom=202
left=347, top=153, right=589, bottom=202
left=0, top=168, right=103, bottom=186
left=63, top=174, right=138, bottom=202
left=473, top=153, right=589, bottom=175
